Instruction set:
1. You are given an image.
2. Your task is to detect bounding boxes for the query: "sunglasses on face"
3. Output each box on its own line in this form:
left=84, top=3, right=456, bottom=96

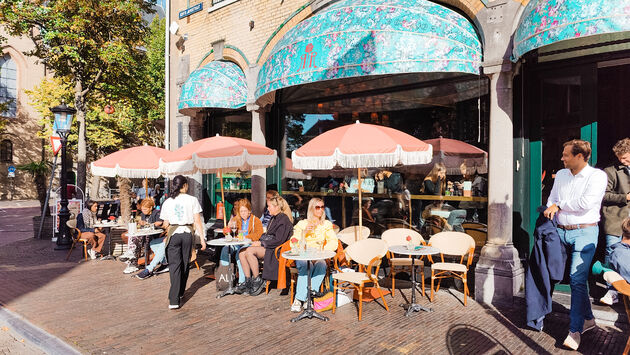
left=314, top=205, right=325, bottom=210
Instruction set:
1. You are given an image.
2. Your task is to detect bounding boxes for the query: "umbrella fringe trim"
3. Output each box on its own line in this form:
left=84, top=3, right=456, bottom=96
left=292, top=145, right=433, bottom=170
left=90, top=163, right=162, bottom=179
left=160, top=150, right=277, bottom=175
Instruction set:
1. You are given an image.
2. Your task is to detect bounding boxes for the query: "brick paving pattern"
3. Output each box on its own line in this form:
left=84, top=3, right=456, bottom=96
left=0, top=205, right=627, bottom=354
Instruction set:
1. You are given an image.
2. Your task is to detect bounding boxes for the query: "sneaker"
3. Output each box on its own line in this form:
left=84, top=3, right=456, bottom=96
left=234, top=282, right=248, bottom=295
left=563, top=331, right=580, bottom=351
left=123, top=264, right=139, bottom=274
left=168, top=304, right=180, bottom=310
left=88, top=249, right=97, bottom=260
left=155, top=264, right=169, bottom=274
left=599, top=289, right=619, bottom=305
left=135, top=269, right=153, bottom=280
left=248, top=276, right=265, bottom=296
left=582, top=318, right=596, bottom=334
left=291, top=299, right=302, bottom=313
left=118, top=250, right=135, bottom=262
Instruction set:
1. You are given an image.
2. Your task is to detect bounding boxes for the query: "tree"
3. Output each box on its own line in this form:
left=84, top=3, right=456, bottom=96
left=0, top=0, right=155, bottom=193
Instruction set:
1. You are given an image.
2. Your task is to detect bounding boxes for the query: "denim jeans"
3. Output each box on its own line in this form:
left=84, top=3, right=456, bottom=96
left=295, top=260, right=327, bottom=302
left=557, top=226, right=598, bottom=333
left=604, top=234, right=622, bottom=289
left=146, top=237, right=167, bottom=272
left=220, top=245, right=245, bottom=283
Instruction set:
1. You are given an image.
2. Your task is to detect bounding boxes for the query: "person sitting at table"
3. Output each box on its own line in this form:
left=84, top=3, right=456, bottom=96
left=352, top=198, right=376, bottom=223
left=220, top=198, right=263, bottom=294
left=260, top=189, right=279, bottom=228
left=239, top=195, right=293, bottom=296
left=120, top=198, right=163, bottom=274
left=290, top=198, right=339, bottom=312
left=134, top=234, right=169, bottom=280
left=421, top=200, right=454, bottom=221
left=422, top=163, right=446, bottom=195
left=78, top=200, right=107, bottom=260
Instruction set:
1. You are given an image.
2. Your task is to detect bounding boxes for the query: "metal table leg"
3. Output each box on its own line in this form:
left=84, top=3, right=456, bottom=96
left=402, top=255, right=432, bottom=316
left=291, top=261, right=329, bottom=322
left=100, top=227, right=116, bottom=261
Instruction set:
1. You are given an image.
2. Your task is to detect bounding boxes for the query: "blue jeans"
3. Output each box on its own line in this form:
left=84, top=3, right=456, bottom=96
left=557, top=226, right=598, bottom=333
left=295, top=260, right=327, bottom=302
left=220, top=245, right=245, bottom=283
left=605, top=234, right=622, bottom=289
left=146, top=237, right=166, bottom=272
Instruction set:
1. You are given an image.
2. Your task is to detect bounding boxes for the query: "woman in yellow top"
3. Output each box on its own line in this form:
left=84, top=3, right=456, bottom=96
left=290, top=198, right=338, bottom=312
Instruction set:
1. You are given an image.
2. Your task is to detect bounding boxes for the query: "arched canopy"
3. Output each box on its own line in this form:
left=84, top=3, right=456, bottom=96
left=513, top=0, right=630, bottom=59
left=255, top=0, right=482, bottom=101
left=178, top=60, right=247, bottom=115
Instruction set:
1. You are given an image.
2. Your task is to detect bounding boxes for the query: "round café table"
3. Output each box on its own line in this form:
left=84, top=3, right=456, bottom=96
left=93, top=221, right=125, bottom=260
left=125, top=228, right=165, bottom=269
left=282, top=249, right=336, bottom=322
left=208, top=237, right=251, bottom=298
left=388, top=245, right=439, bottom=316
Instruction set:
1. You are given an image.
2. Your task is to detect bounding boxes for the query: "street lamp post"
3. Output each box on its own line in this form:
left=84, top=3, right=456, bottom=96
left=52, top=102, right=77, bottom=250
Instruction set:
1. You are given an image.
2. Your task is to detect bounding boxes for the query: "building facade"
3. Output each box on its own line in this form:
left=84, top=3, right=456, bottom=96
left=0, top=30, right=48, bottom=200
left=168, top=0, right=629, bottom=305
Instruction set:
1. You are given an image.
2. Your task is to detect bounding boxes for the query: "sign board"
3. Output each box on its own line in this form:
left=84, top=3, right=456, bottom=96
left=7, top=165, right=15, bottom=178
left=50, top=133, right=62, bottom=155
left=178, top=3, right=203, bottom=19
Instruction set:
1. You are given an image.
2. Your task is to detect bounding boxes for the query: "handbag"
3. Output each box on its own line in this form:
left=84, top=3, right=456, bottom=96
left=215, top=262, right=235, bottom=291
left=313, top=292, right=334, bottom=312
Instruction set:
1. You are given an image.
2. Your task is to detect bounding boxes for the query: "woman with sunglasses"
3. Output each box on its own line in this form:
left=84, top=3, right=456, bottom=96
left=290, top=198, right=339, bottom=312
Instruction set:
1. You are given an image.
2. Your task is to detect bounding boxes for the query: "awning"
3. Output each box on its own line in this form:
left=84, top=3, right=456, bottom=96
left=513, top=0, right=630, bottom=59
left=178, top=61, right=247, bottom=115
left=255, top=0, right=482, bottom=100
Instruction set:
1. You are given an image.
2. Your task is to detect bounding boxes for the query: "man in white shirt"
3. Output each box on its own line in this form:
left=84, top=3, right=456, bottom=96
left=544, top=139, right=607, bottom=350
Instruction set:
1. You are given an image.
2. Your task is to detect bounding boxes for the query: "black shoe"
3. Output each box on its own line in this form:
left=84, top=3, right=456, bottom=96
left=155, top=264, right=169, bottom=274
left=248, top=276, right=265, bottom=296
left=234, top=280, right=248, bottom=295
left=135, top=269, right=153, bottom=280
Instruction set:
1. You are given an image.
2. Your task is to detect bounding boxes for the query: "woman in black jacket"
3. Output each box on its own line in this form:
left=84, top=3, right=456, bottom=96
left=239, top=195, right=294, bottom=296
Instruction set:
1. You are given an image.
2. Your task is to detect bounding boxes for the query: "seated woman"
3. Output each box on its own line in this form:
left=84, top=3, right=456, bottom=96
left=239, top=195, right=293, bottom=296
left=422, top=163, right=446, bottom=195
left=220, top=198, right=263, bottom=293
left=120, top=198, right=163, bottom=274
left=290, top=198, right=338, bottom=312
left=78, top=200, right=107, bottom=260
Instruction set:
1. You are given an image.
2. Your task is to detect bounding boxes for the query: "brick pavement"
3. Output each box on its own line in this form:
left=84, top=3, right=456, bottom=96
left=0, top=236, right=627, bottom=355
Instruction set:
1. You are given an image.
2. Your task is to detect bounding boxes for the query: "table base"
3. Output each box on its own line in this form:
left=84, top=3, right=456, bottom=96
left=216, top=286, right=237, bottom=299
left=401, top=302, right=433, bottom=316
left=290, top=307, right=329, bottom=322
left=99, top=255, right=116, bottom=261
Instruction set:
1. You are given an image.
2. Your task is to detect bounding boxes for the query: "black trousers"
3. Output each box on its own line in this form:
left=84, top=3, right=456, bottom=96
left=167, top=232, right=192, bottom=305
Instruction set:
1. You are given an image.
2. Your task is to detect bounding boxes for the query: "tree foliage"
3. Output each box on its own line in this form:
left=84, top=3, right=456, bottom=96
left=0, top=0, right=156, bottom=193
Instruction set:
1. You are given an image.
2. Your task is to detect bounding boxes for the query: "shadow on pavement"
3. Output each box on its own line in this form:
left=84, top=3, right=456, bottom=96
left=446, top=324, right=513, bottom=355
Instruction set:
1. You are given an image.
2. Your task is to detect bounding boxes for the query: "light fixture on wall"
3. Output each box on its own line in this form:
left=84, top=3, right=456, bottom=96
left=249, top=20, right=254, bottom=31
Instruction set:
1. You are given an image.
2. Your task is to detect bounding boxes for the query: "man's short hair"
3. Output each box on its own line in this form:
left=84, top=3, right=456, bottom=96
left=563, top=139, right=591, bottom=162
left=622, top=217, right=630, bottom=239
left=613, top=138, right=630, bottom=157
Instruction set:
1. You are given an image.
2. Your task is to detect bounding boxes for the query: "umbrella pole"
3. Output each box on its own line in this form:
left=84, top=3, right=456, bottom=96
left=357, top=168, right=362, bottom=241
left=219, top=169, right=227, bottom=227
left=144, top=177, right=148, bottom=201
left=408, top=198, right=412, bottom=230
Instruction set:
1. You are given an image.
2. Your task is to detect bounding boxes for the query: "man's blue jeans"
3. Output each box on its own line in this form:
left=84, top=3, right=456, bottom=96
left=295, top=260, right=327, bottom=302
left=557, top=226, right=598, bottom=333
left=220, top=245, right=245, bottom=283
left=146, top=237, right=166, bottom=272
left=605, top=234, right=622, bottom=289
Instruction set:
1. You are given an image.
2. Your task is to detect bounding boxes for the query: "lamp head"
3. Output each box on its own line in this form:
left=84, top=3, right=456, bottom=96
left=51, top=102, right=77, bottom=135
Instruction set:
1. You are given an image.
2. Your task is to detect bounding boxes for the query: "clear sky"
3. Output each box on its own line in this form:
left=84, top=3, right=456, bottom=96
left=302, top=114, right=333, bottom=134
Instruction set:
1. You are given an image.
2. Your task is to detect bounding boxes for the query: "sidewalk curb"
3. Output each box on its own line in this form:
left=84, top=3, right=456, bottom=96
left=0, top=305, right=82, bottom=355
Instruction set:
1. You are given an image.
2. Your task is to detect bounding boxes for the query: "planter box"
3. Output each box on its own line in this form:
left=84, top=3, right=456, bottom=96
left=33, top=215, right=54, bottom=240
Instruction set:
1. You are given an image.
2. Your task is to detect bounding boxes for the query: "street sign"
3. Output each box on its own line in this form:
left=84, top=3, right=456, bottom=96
left=178, top=3, right=203, bottom=19
left=7, top=165, right=15, bottom=178
left=50, top=133, right=61, bottom=155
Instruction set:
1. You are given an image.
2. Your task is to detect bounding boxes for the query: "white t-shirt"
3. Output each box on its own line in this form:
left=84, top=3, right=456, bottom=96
left=160, top=193, right=203, bottom=234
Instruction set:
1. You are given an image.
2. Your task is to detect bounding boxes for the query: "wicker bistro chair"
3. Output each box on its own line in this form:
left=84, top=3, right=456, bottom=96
left=337, top=225, right=370, bottom=246
left=381, top=228, right=426, bottom=297
left=332, top=238, right=389, bottom=321
left=428, top=232, right=475, bottom=306
left=66, top=219, right=89, bottom=261
left=463, top=228, right=487, bottom=249
left=603, top=271, right=630, bottom=355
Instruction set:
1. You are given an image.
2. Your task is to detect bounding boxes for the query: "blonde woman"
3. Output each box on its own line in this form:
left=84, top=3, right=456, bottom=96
left=239, top=195, right=293, bottom=296
left=422, top=163, right=447, bottom=195
left=290, top=198, right=338, bottom=312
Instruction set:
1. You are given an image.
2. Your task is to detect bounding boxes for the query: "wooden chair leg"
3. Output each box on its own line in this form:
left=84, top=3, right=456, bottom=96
left=430, top=269, right=435, bottom=302
left=194, top=260, right=200, bottom=270
left=463, top=275, right=468, bottom=306
left=265, top=281, right=270, bottom=295
left=290, top=279, right=295, bottom=305
left=420, top=265, right=425, bottom=298
left=391, top=270, right=396, bottom=297
left=332, top=279, right=337, bottom=314
left=65, top=240, right=77, bottom=261
left=375, top=283, right=389, bottom=311
left=358, top=285, right=363, bottom=321
left=436, top=278, right=442, bottom=292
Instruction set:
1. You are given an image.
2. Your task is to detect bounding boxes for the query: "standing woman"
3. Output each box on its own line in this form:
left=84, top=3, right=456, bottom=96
left=239, top=195, right=293, bottom=296
left=159, top=175, right=207, bottom=309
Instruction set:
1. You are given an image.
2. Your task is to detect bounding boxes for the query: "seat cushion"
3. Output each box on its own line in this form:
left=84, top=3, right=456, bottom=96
left=390, top=258, right=423, bottom=266
left=432, top=262, right=467, bottom=273
left=332, top=271, right=370, bottom=284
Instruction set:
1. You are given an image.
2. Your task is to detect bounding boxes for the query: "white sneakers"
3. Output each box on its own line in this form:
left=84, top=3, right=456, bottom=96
left=600, top=290, right=619, bottom=305
left=123, top=264, right=139, bottom=274
left=582, top=318, right=596, bottom=334
left=563, top=331, right=580, bottom=351
left=290, top=299, right=302, bottom=313
left=88, top=249, right=97, bottom=260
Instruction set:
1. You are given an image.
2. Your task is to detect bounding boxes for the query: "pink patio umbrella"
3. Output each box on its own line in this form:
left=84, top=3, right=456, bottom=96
left=90, top=145, right=171, bottom=197
left=160, top=134, right=277, bottom=226
left=292, top=121, right=433, bottom=232
left=424, top=137, right=488, bottom=175
left=284, top=157, right=311, bottom=180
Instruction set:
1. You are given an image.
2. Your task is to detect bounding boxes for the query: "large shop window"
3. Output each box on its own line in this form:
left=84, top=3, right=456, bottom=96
left=0, top=54, right=17, bottom=118
left=280, top=73, right=490, bottom=235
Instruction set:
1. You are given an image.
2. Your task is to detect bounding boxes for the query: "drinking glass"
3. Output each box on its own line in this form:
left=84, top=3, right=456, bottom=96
left=315, top=240, right=324, bottom=252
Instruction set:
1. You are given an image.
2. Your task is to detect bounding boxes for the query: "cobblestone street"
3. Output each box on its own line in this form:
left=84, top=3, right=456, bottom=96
left=0, top=206, right=627, bottom=354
